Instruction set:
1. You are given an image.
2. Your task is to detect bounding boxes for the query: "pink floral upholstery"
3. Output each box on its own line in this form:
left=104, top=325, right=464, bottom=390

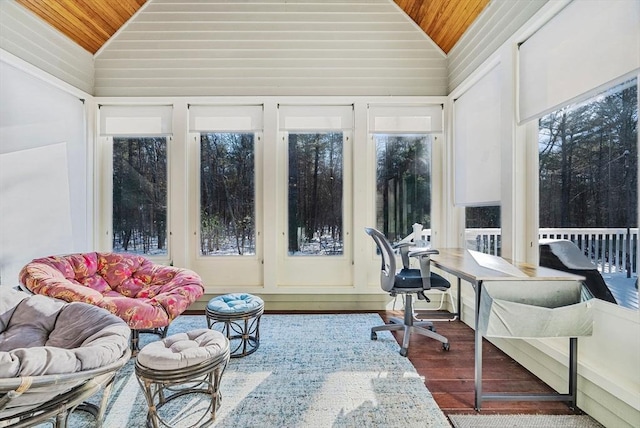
left=19, top=253, right=205, bottom=331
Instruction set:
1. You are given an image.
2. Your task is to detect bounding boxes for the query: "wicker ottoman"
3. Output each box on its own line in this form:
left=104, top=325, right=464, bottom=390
left=135, top=329, right=230, bottom=428
left=206, top=293, right=264, bottom=358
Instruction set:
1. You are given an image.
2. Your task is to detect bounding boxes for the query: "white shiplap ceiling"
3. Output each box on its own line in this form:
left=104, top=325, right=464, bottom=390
left=16, top=0, right=490, bottom=55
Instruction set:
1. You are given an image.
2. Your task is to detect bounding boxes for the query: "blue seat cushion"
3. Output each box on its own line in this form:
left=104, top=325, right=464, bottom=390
left=207, top=293, right=264, bottom=314
left=395, top=269, right=450, bottom=290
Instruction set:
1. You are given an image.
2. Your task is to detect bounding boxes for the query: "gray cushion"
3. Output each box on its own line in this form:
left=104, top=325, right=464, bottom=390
left=137, top=329, right=228, bottom=371
left=0, top=288, right=130, bottom=378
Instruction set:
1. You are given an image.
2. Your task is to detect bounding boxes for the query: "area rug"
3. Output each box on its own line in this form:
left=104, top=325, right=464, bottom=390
left=449, top=414, right=604, bottom=428
left=68, top=313, right=451, bottom=427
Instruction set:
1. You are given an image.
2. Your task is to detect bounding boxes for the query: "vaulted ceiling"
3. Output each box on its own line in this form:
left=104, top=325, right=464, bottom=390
left=16, top=0, right=490, bottom=55
left=395, top=0, right=490, bottom=53
left=16, top=0, right=146, bottom=54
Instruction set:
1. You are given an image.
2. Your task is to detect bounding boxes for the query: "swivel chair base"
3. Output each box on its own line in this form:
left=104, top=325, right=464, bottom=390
left=371, top=294, right=450, bottom=356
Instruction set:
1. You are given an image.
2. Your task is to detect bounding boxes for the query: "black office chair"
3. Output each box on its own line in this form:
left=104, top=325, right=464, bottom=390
left=365, top=227, right=450, bottom=356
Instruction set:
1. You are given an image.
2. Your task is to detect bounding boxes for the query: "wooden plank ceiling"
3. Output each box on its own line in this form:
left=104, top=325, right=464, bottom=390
left=15, top=0, right=146, bottom=54
left=16, top=0, right=489, bottom=55
left=395, top=0, right=490, bottom=53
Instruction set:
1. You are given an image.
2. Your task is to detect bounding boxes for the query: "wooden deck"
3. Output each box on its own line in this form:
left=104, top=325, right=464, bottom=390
left=379, top=311, right=577, bottom=416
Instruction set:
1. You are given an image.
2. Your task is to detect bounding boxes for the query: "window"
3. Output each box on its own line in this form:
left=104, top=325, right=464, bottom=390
left=538, top=78, right=638, bottom=307
left=280, top=105, right=351, bottom=258
left=368, top=105, right=443, bottom=245
left=287, top=132, right=343, bottom=255
left=99, top=104, right=173, bottom=257
left=189, top=105, right=263, bottom=259
left=465, top=206, right=500, bottom=255
left=375, top=134, right=432, bottom=244
left=200, top=133, right=256, bottom=256
left=112, top=136, right=168, bottom=255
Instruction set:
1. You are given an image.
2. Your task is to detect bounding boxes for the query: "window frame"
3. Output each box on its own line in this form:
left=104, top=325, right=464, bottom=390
left=187, top=104, right=265, bottom=288
left=197, top=131, right=259, bottom=257
left=97, top=134, right=173, bottom=265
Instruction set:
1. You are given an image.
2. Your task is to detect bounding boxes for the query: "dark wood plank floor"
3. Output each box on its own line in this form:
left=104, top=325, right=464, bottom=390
left=379, top=311, right=577, bottom=416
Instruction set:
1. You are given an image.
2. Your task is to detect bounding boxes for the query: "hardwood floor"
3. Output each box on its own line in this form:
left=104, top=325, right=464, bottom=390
left=379, top=311, right=577, bottom=416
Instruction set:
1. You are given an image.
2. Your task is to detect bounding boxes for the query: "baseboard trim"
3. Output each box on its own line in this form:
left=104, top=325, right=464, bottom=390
left=189, top=292, right=454, bottom=312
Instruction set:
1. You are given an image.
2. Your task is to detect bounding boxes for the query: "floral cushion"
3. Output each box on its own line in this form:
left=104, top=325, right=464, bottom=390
left=19, top=253, right=205, bottom=330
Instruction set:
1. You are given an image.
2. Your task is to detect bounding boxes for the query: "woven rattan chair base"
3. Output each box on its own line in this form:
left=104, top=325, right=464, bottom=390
left=206, top=304, right=263, bottom=358
left=135, top=349, right=229, bottom=428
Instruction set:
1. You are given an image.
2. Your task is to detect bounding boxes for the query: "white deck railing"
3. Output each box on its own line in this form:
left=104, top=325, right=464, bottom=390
left=538, top=228, right=638, bottom=275
left=421, top=228, right=639, bottom=276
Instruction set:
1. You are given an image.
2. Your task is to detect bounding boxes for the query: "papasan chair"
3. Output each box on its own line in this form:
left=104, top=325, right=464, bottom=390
left=0, top=288, right=131, bottom=427
left=19, top=252, right=205, bottom=352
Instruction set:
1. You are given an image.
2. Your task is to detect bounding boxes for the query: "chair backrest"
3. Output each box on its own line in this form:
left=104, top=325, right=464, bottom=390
left=364, top=227, right=396, bottom=292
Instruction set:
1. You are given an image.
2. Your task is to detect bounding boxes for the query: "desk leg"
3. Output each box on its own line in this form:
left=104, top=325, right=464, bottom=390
left=457, top=277, right=461, bottom=321
left=569, top=337, right=578, bottom=409
left=475, top=280, right=483, bottom=411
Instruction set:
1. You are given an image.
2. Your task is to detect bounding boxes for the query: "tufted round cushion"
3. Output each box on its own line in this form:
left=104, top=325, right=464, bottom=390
left=137, top=329, right=229, bottom=371
left=206, top=293, right=264, bottom=314
left=0, top=289, right=130, bottom=378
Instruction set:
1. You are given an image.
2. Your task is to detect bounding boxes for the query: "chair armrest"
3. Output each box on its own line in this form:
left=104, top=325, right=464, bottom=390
left=392, top=242, right=412, bottom=249
left=408, top=248, right=440, bottom=289
left=393, top=242, right=412, bottom=269
left=408, top=248, right=439, bottom=258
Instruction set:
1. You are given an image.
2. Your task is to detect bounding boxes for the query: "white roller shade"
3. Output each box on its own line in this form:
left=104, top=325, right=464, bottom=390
left=189, top=105, right=263, bottom=132
left=519, top=0, right=640, bottom=122
left=99, top=105, right=173, bottom=136
left=0, top=61, right=86, bottom=285
left=368, top=105, right=443, bottom=133
left=279, top=105, right=353, bottom=131
left=454, top=64, right=502, bottom=206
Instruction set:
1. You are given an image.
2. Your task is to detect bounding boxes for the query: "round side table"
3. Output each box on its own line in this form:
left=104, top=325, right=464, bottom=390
left=206, top=293, right=264, bottom=358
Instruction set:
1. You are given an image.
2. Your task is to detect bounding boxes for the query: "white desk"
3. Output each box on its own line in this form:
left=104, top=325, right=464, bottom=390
left=430, top=248, right=585, bottom=410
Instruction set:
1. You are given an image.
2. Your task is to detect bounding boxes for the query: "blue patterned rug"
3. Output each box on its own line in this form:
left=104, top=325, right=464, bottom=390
left=70, top=313, right=451, bottom=427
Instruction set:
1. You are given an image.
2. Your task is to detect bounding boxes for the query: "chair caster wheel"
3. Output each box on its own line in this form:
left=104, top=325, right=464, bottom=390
left=371, top=332, right=377, bottom=340
left=428, top=325, right=436, bottom=332
left=400, top=348, right=408, bottom=357
left=442, top=342, right=450, bottom=351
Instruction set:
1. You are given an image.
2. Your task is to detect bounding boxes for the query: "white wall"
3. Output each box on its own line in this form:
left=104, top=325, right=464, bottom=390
left=94, top=0, right=447, bottom=97
left=0, top=1, right=94, bottom=94
left=0, top=56, right=92, bottom=286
